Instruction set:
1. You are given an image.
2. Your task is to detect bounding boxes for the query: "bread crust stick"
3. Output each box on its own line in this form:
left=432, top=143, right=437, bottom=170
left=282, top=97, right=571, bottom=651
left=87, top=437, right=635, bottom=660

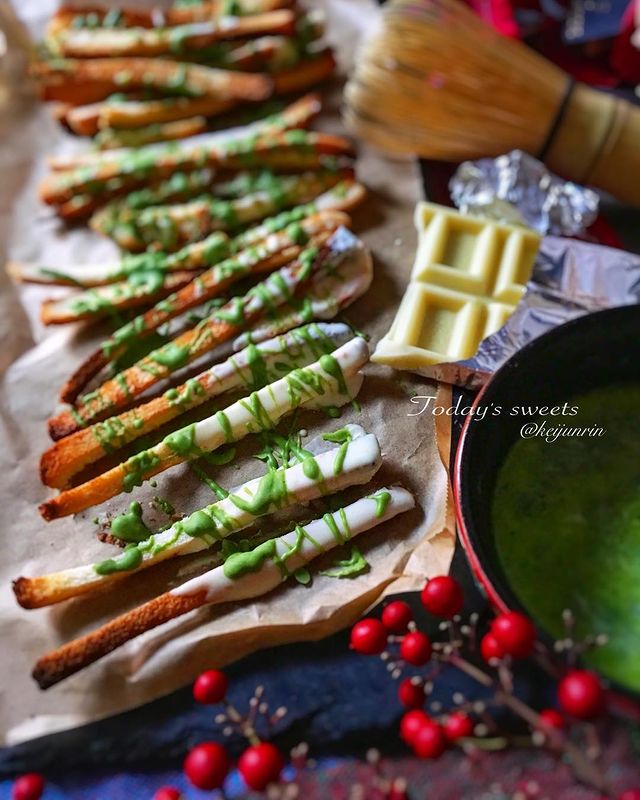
left=55, top=199, right=366, bottom=408
left=25, top=426, right=380, bottom=605
left=39, top=131, right=354, bottom=207
left=8, top=230, right=227, bottom=288
left=47, top=93, right=322, bottom=170
left=39, top=336, right=369, bottom=519
left=40, top=270, right=196, bottom=325
left=45, top=0, right=293, bottom=39
left=272, top=50, right=336, bottom=95
left=32, top=487, right=414, bottom=689
left=59, top=50, right=333, bottom=135
left=92, top=169, right=353, bottom=251
left=60, top=209, right=345, bottom=370
left=36, top=57, right=272, bottom=107
left=49, top=168, right=221, bottom=222
left=41, top=323, right=354, bottom=489
left=48, top=229, right=360, bottom=438
left=94, top=117, right=209, bottom=150
left=55, top=12, right=297, bottom=58
left=66, top=97, right=236, bottom=136
left=44, top=222, right=338, bottom=326
left=10, top=179, right=362, bottom=294
left=37, top=78, right=122, bottom=106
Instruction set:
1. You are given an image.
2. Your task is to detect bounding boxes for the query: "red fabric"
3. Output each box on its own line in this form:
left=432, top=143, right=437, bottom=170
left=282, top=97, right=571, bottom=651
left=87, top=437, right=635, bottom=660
left=467, top=0, right=521, bottom=36
left=467, top=0, right=640, bottom=85
left=611, top=0, right=640, bottom=82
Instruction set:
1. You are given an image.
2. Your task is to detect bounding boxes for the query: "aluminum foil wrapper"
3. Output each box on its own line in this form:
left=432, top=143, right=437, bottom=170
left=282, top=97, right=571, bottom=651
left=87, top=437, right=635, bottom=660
left=449, top=150, right=600, bottom=236
left=430, top=236, right=640, bottom=389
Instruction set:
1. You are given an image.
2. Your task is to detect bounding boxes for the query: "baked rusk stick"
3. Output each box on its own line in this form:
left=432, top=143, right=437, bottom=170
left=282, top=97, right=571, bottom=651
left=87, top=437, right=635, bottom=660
left=24, top=426, right=380, bottom=607
left=52, top=168, right=220, bottom=223
left=66, top=211, right=345, bottom=367
left=47, top=93, right=322, bottom=170
left=45, top=0, right=293, bottom=38
left=39, top=336, right=369, bottom=520
left=91, top=49, right=333, bottom=132
left=191, top=35, right=298, bottom=72
left=58, top=200, right=366, bottom=405
left=37, top=77, right=122, bottom=106
left=7, top=232, right=228, bottom=288
left=231, top=229, right=374, bottom=350
left=272, top=50, right=336, bottom=94
left=37, top=56, right=273, bottom=101
left=55, top=13, right=297, bottom=59
left=40, top=271, right=198, bottom=325
left=32, top=486, right=414, bottom=689
left=165, top=0, right=294, bottom=24
left=87, top=164, right=338, bottom=229
left=94, top=169, right=352, bottom=251
left=66, top=96, right=236, bottom=137
left=49, top=233, right=349, bottom=437
left=95, top=118, right=209, bottom=149
left=11, top=189, right=315, bottom=287
left=39, top=131, right=354, bottom=206
left=41, top=216, right=342, bottom=326
left=57, top=165, right=285, bottom=222
left=42, top=323, right=354, bottom=489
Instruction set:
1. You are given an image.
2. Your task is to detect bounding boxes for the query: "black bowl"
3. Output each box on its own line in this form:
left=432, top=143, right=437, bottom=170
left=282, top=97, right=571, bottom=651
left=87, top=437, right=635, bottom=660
left=454, top=305, right=640, bottom=659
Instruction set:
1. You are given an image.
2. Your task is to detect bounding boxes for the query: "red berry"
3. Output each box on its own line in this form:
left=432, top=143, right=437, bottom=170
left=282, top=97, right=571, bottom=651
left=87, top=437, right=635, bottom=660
left=350, top=618, right=388, bottom=655
left=400, top=631, right=432, bottom=665
left=238, top=742, right=285, bottom=791
left=537, top=709, right=565, bottom=731
left=619, top=791, right=640, bottom=800
left=413, top=720, right=447, bottom=759
left=183, top=742, right=229, bottom=790
left=12, top=775, right=44, bottom=800
left=399, top=709, right=430, bottom=745
left=443, top=711, right=474, bottom=742
left=388, top=787, right=409, bottom=800
left=398, top=678, right=424, bottom=709
left=193, top=669, right=228, bottom=705
left=480, top=632, right=504, bottom=662
left=382, top=601, right=413, bottom=633
left=558, top=670, right=604, bottom=719
left=153, top=788, right=182, bottom=800
left=491, top=611, right=536, bottom=658
left=421, top=576, right=464, bottom=618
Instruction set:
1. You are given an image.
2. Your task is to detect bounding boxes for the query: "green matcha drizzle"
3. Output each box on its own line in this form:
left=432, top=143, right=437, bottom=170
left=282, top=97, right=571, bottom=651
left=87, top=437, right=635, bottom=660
left=228, top=468, right=288, bottom=516
left=94, top=544, right=143, bottom=575
left=151, top=342, right=190, bottom=370
left=368, top=490, right=391, bottom=518
left=122, top=449, right=161, bottom=492
left=319, top=546, right=368, bottom=579
left=110, top=501, right=152, bottom=543
left=163, top=423, right=201, bottom=458
left=215, top=411, right=232, bottom=443
left=189, top=463, right=229, bottom=501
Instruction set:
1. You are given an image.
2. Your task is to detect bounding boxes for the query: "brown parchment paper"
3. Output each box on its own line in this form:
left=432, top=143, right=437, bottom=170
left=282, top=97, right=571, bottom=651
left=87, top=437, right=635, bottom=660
left=0, top=0, right=454, bottom=745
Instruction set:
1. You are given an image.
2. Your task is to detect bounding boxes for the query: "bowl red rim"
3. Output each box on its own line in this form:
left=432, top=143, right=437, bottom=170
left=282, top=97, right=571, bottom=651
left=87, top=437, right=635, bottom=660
left=452, top=381, right=509, bottom=613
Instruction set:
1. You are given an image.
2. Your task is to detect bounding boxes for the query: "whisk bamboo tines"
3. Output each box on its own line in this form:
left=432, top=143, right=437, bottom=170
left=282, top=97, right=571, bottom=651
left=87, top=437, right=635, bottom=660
left=345, top=0, right=640, bottom=206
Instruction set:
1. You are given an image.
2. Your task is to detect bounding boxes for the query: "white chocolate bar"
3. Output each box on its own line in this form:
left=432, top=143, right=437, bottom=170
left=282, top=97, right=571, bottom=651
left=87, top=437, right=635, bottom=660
left=373, top=203, right=540, bottom=374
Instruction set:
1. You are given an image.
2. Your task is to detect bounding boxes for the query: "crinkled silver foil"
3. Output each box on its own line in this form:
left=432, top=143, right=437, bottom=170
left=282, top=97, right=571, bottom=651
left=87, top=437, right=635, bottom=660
left=428, top=236, right=640, bottom=389
left=450, top=150, right=600, bottom=236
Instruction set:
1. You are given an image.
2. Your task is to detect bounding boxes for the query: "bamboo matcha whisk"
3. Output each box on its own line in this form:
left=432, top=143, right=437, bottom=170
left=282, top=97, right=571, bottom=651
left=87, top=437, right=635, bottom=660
left=345, top=0, right=640, bottom=206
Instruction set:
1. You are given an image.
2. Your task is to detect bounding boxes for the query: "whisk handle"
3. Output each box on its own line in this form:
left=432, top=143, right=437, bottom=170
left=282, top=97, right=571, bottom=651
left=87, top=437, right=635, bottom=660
left=546, top=83, right=640, bottom=208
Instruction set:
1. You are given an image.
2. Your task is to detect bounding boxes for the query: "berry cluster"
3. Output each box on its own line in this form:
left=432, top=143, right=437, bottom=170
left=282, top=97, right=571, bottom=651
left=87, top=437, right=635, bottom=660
left=161, top=669, right=287, bottom=798
left=9, top=575, right=635, bottom=799
left=350, top=574, right=629, bottom=796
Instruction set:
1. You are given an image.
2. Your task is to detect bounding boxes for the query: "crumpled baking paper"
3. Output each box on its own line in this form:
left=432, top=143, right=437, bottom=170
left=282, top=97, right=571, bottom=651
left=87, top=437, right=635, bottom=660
left=0, top=0, right=454, bottom=745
